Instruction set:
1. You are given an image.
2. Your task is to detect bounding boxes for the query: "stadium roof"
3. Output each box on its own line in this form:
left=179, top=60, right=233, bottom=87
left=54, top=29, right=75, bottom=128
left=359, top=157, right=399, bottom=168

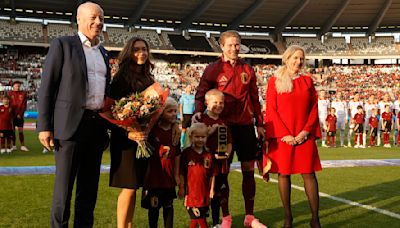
left=1, top=0, right=400, bottom=35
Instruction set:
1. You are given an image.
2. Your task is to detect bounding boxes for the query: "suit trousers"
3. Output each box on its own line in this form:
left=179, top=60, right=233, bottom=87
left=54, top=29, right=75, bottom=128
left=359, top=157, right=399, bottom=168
left=51, top=110, right=109, bottom=228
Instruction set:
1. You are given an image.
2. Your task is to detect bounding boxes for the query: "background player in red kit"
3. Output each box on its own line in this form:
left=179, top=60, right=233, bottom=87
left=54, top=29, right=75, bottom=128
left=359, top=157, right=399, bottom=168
left=194, top=30, right=266, bottom=228
left=265, top=45, right=322, bottom=228
left=0, top=95, right=14, bottom=154
left=179, top=122, right=216, bottom=228
left=8, top=81, right=29, bottom=151
left=199, top=89, right=233, bottom=228
left=397, top=111, right=400, bottom=146
left=325, top=107, right=337, bottom=147
left=143, top=98, right=181, bottom=228
left=368, top=108, right=379, bottom=146
left=353, top=106, right=365, bottom=148
left=381, top=104, right=394, bottom=147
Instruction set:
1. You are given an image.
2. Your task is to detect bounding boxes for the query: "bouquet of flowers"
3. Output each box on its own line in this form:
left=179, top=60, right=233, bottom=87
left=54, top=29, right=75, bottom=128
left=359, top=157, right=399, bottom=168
left=100, top=82, right=169, bottom=158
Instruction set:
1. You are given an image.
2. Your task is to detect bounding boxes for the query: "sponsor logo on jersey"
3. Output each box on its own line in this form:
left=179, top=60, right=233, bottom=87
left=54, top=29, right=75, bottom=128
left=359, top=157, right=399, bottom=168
left=218, top=75, right=228, bottom=86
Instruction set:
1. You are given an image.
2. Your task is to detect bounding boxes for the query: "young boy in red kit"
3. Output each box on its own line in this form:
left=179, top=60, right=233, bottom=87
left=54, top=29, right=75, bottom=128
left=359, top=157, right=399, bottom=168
left=142, top=98, right=181, bottom=228
left=8, top=81, right=28, bottom=151
left=369, top=108, right=379, bottom=147
left=353, top=105, right=365, bottom=148
left=397, top=111, right=400, bottom=146
left=325, top=107, right=337, bottom=147
left=199, top=89, right=233, bottom=228
left=381, top=104, right=394, bottom=148
left=0, top=96, right=14, bottom=154
left=179, top=122, right=217, bottom=228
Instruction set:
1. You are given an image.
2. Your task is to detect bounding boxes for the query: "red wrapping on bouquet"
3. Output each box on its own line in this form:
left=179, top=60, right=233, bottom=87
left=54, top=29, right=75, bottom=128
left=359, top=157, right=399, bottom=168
left=100, top=82, right=169, bottom=158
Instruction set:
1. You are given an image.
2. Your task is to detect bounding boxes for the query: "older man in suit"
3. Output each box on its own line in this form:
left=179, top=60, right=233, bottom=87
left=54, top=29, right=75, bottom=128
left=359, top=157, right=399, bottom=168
left=37, top=2, right=110, bottom=227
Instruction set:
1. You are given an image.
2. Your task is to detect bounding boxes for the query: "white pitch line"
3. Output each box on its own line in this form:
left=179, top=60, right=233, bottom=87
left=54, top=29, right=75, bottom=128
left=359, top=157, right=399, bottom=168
left=233, top=169, right=400, bottom=220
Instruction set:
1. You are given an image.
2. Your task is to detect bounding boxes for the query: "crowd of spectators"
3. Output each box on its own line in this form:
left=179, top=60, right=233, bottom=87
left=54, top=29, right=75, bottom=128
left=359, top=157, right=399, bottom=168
left=1, top=50, right=400, bottom=111
left=316, top=65, right=400, bottom=101
left=0, top=53, right=44, bottom=110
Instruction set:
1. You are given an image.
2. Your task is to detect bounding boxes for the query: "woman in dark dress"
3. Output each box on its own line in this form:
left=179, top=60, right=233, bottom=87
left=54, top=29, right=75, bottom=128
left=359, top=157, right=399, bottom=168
left=109, top=37, right=154, bottom=228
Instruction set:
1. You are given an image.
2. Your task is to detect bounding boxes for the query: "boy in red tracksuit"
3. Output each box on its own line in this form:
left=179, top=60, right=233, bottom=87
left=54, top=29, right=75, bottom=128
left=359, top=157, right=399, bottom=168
left=199, top=89, right=233, bottom=228
left=325, top=108, right=337, bottom=147
left=381, top=104, right=394, bottom=147
left=8, top=81, right=28, bottom=151
left=0, top=96, right=14, bottom=154
left=179, top=123, right=217, bottom=228
left=369, top=108, right=379, bottom=147
left=353, top=106, right=365, bottom=148
left=143, top=98, right=181, bottom=228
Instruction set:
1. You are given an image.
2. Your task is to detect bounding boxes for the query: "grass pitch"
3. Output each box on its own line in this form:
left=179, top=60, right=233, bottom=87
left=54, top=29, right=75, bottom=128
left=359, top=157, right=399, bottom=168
left=0, top=124, right=399, bottom=227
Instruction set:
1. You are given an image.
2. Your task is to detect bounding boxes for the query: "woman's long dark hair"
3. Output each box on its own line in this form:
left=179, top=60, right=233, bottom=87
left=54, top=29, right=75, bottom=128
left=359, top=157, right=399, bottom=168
left=113, top=37, right=154, bottom=93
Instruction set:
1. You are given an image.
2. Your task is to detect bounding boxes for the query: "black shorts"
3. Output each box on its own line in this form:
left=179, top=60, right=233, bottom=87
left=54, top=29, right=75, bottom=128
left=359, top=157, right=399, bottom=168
left=370, top=128, right=377, bottom=137
left=230, top=125, right=258, bottom=162
left=187, top=206, right=209, bottom=219
left=0, top=130, right=13, bottom=138
left=13, top=118, right=24, bottom=128
left=141, top=188, right=176, bottom=209
left=327, top=131, right=336, bottom=137
left=182, top=114, right=193, bottom=129
left=382, top=122, right=392, bottom=132
left=354, top=124, right=363, bottom=133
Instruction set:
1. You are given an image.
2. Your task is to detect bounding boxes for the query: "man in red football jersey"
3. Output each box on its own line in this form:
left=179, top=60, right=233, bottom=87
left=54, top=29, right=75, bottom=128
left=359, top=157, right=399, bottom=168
left=8, top=81, right=29, bottom=151
left=194, top=30, right=266, bottom=227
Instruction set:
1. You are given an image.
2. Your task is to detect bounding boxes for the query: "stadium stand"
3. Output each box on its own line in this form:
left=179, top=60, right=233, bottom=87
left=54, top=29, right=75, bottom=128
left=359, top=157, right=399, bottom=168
left=167, top=34, right=213, bottom=52
left=106, top=27, right=131, bottom=47
left=0, top=21, right=44, bottom=43
left=285, top=37, right=348, bottom=55
left=350, top=36, right=398, bottom=55
left=46, top=23, right=76, bottom=41
left=160, top=32, right=175, bottom=50
left=241, top=38, right=279, bottom=54
left=107, top=27, right=165, bottom=49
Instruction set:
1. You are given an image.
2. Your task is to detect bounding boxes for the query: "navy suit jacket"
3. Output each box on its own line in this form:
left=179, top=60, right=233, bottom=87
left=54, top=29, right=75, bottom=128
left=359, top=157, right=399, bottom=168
left=37, top=35, right=111, bottom=140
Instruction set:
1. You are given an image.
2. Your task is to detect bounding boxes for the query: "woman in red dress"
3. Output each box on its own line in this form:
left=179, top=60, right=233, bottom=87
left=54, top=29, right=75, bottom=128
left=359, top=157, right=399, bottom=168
left=265, top=45, right=322, bottom=228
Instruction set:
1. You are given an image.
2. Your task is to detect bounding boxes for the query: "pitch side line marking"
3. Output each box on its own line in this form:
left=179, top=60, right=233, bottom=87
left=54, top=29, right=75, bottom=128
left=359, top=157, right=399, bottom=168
left=232, top=169, right=400, bottom=220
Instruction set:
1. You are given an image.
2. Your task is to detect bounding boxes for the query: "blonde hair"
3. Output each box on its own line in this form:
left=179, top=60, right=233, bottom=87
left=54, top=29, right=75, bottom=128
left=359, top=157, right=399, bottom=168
left=219, top=30, right=241, bottom=46
left=205, top=89, right=224, bottom=103
left=186, top=122, right=208, bottom=140
left=274, top=45, right=305, bottom=94
left=164, top=97, right=178, bottom=110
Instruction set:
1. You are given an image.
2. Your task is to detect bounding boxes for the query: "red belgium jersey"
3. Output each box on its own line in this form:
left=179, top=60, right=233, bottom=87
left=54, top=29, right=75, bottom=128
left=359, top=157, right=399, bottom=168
left=353, top=113, right=365, bottom=124
left=145, top=125, right=181, bottom=189
left=200, top=113, right=232, bottom=174
left=369, top=116, right=379, bottom=128
left=0, top=105, right=13, bottom=130
left=325, top=114, right=337, bottom=132
left=180, top=147, right=217, bottom=207
left=199, top=113, right=232, bottom=154
left=8, top=90, right=27, bottom=117
left=381, top=112, right=393, bottom=121
left=195, top=57, right=262, bottom=126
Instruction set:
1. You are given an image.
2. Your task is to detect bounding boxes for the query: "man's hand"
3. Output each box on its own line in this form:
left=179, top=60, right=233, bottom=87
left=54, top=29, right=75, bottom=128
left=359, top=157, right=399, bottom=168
left=178, top=186, right=185, bottom=199
left=207, top=124, right=218, bottom=135
left=257, top=126, right=265, bottom=140
left=191, top=112, right=202, bottom=124
left=38, top=131, right=54, bottom=151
